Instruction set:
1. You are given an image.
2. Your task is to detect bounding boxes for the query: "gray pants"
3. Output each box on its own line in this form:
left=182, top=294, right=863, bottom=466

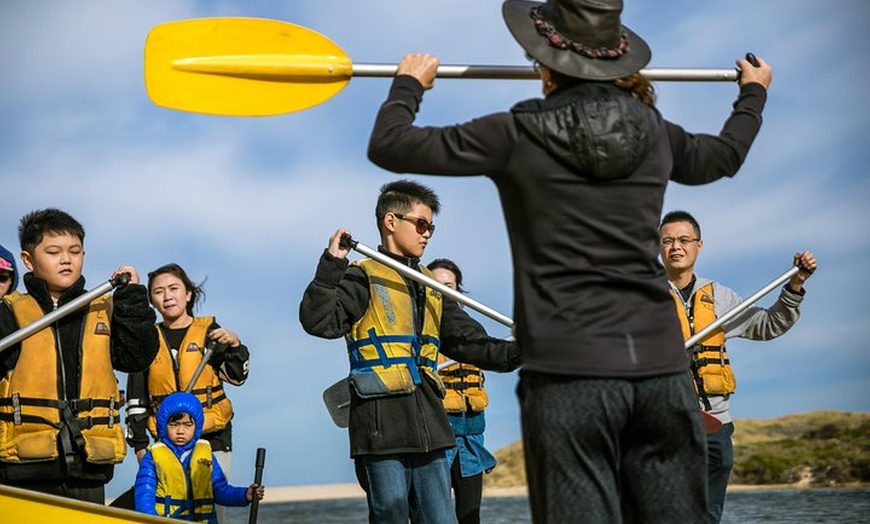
left=519, top=371, right=707, bottom=524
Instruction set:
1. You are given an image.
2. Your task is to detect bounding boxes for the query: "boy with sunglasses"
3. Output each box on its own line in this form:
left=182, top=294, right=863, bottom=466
left=299, top=179, right=520, bottom=524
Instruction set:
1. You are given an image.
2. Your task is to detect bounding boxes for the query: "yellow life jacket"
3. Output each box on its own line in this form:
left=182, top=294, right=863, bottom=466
left=151, top=439, right=215, bottom=521
left=671, top=283, right=737, bottom=396
left=0, top=293, right=125, bottom=463
left=439, top=360, right=488, bottom=413
left=345, top=259, right=444, bottom=398
left=146, top=317, right=233, bottom=437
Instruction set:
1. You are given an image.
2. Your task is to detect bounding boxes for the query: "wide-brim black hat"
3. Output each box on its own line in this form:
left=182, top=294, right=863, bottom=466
left=503, top=0, right=651, bottom=81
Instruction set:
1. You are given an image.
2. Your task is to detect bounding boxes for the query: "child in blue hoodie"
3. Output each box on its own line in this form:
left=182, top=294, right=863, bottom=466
left=134, top=392, right=264, bottom=522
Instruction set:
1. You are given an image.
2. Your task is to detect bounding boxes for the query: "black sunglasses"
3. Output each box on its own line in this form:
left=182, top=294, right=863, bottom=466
left=393, top=213, right=436, bottom=236
left=0, top=273, right=11, bottom=283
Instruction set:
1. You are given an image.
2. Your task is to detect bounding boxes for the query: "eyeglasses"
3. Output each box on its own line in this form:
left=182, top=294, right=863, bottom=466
left=393, top=213, right=436, bottom=236
left=0, top=273, right=11, bottom=283
left=660, top=237, right=700, bottom=247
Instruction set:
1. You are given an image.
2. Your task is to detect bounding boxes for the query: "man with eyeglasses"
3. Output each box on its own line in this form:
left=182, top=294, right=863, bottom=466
left=659, top=210, right=817, bottom=524
left=0, top=244, right=19, bottom=298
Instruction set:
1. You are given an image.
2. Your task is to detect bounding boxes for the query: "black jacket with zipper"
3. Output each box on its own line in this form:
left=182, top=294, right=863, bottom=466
left=299, top=248, right=519, bottom=457
left=368, top=76, right=767, bottom=379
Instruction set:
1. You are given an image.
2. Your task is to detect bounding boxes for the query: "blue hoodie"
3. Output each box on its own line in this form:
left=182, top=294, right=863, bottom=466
left=0, top=244, right=18, bottom=294
left=134, top=392, right=247, bottom=521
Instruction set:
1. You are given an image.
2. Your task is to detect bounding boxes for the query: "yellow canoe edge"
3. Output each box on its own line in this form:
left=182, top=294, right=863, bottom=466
left=0, top=483, right=174, bottom=524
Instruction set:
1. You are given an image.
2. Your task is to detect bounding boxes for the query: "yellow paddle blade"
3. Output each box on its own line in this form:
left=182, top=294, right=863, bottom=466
left=145, top=18, right=352, bottom=116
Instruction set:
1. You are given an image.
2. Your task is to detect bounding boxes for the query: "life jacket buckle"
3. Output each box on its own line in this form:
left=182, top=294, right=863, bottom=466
left=11, top=392, right=22, bottom=426
left=108, top=397, right=116, bottom=428
left=205, top=386, right=213, bottom=409
left=69, top=398, right=94, bottom=412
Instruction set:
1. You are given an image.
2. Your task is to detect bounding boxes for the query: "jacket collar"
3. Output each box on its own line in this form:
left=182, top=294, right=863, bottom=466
left=22, top=272, right=87, bottom=310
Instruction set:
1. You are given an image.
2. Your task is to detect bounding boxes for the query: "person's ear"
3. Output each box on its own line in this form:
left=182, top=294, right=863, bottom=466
left=20, top=251, right=34, bottom=271
left=383, top=212, right=397, bottom=233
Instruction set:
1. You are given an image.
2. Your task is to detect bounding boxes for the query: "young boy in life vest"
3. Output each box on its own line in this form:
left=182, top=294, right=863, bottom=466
left=299, top=180, right=521, bottom=524
left=0, top=208, right=159, bottom=504
left=134, top=391, right=264, bottom=522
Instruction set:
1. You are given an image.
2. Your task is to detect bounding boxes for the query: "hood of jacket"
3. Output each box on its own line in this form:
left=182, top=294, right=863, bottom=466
left=0, top=244, right=19, bottom=294
left=156, top=391, right=204, bottom=455
left=511, top=81, right=660, bottom=179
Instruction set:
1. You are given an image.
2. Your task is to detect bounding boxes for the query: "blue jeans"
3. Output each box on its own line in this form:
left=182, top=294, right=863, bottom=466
left=706, top=422, right=735, bottom=524
left=356, top=451, right=457, bottom=524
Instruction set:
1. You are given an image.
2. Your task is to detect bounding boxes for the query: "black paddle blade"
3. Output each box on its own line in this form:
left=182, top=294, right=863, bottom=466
left=323, top=378, right=351, bottom=428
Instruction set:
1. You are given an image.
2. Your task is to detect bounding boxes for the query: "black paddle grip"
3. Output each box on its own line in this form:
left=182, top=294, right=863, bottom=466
left=110, top=272, right=131, bottom=288
left=339, top=233, right=357, bottom=250
left=248, top=447, right=266, bottom=524
left=745, top=52, right=759, bottom=67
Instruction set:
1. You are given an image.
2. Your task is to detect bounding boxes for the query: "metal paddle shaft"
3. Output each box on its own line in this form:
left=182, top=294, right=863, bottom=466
left=684, top=266, right=799, bottom=348
left=340, top=234, right=514, bottom=329
left=0, top=274, right=130, bottom=354
left=183, top=339, right=218, bottom=393
left=353, top=63, right=738, bottom=82
left=248, top=447, right=266, bottom=524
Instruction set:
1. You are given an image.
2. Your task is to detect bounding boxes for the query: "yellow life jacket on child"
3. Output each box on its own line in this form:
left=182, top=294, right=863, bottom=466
left=671, top=283, right=737, bottom=396
left=345, top=259, right=444, bottom=398
left=439, top=360, right=488, bottom=413
left=151, top=439, right=216, bottom=521
left=146, top=317, right=233, bottom=437
left=0, top=293, right=125, bottom=463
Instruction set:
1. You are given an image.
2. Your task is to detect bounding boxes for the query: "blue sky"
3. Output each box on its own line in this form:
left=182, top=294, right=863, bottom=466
left=1, top=1, right=868, bottom=496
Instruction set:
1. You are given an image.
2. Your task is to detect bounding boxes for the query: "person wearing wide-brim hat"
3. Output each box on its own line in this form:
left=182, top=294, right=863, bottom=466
left=367, top=0, right=772, bottom=522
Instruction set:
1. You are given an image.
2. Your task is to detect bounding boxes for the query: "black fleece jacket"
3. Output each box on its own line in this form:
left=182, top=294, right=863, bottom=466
left=0, top=273, right=158, bottom=484
left=299, top=248, right=520, bottom=457
left=368, top=76, right=767, bottom=379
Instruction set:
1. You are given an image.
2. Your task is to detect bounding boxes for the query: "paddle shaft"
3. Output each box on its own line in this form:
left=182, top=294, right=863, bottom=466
left=183, top=341, right=215, bottom=393
left=0, top=275, right=129, bottom=354
left=354, top=63, right=739, bottom=82
left=684, top=266, right=799, bottom=348
left=248, top=447, right=266, bottom=524
left=341, top=235, right=514, bottom=329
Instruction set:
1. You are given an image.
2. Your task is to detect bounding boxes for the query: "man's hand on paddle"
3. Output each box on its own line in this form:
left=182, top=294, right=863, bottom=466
left=396, top=53, right=439, bottom=90
left=737, top=54, right=772, bottom=89
left=328, top=228, right=352, bottom=260
left=788, top=251, right=817, bottom=292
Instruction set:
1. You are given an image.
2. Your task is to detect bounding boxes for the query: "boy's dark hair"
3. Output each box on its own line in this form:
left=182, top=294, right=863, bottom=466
left=375, top=180, right=440, bottom=234
left=18, top=208, right=85, bottom=255
left=168, top=412, right=191, bottom=423
left=147, top=263, right=207, bottom=317
left=426, top=258, right=465, bottom=294
left=659, top=210, right=702, bottom=239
